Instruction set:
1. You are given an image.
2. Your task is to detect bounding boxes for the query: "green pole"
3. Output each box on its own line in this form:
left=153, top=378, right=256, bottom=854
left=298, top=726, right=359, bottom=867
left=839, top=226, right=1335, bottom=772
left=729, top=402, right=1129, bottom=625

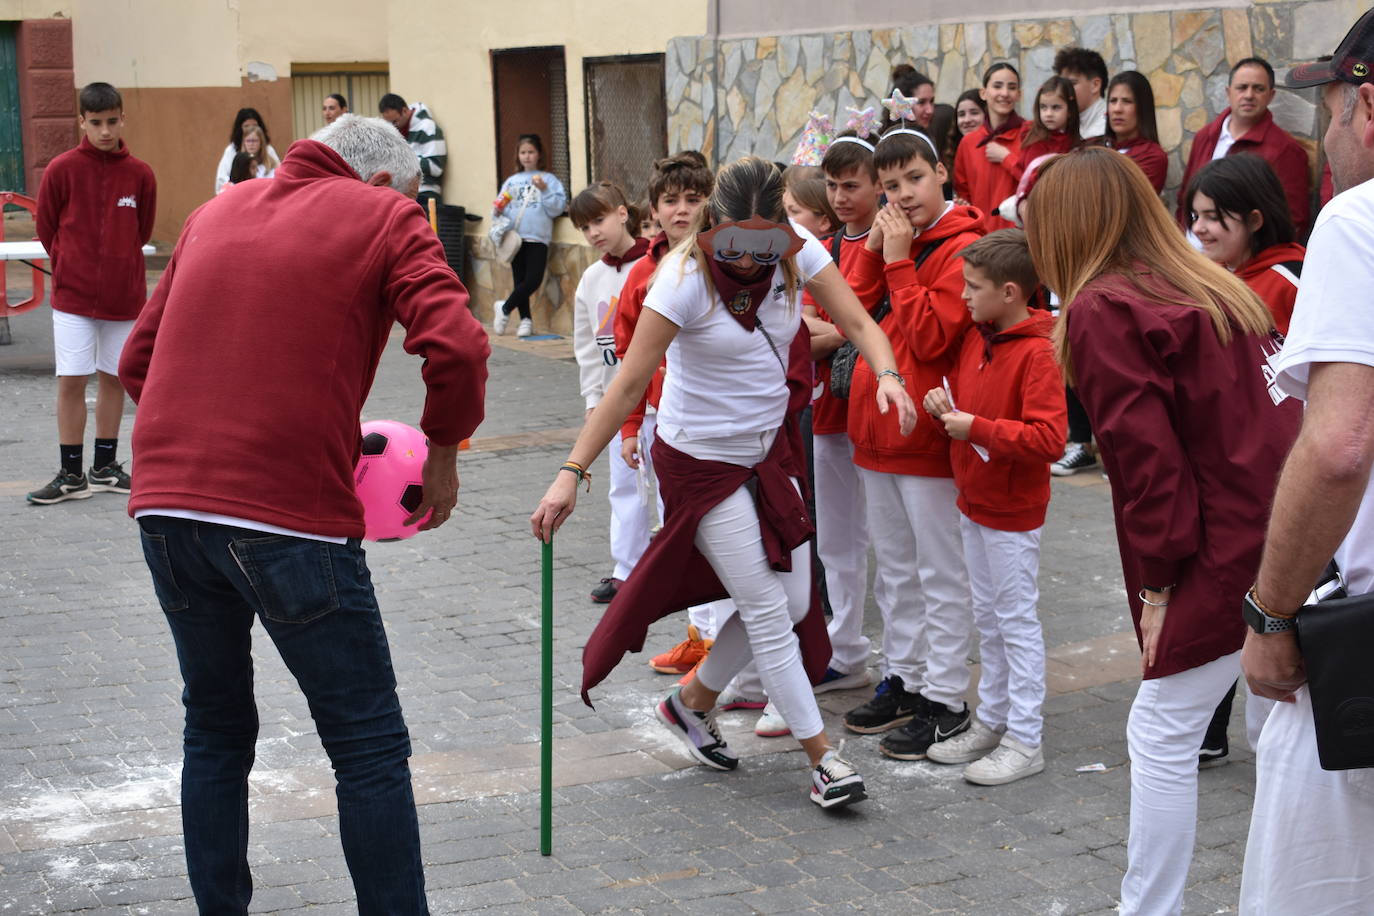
left=540, top=537, right=553, bottom=856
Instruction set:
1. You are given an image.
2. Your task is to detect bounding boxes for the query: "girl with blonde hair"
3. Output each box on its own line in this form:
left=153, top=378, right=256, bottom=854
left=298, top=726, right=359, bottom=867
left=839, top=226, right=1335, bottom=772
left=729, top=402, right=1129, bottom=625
left=532, top=157, right=917, bottom=809
left=1025, top=147, right=1300, bottom=915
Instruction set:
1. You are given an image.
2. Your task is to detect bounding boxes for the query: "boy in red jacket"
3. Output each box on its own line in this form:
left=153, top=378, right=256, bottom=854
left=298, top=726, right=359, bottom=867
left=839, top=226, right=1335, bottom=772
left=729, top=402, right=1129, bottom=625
left=920, top=229, right=1066, bottom=785
left=28, top=82, right=156, bottom=504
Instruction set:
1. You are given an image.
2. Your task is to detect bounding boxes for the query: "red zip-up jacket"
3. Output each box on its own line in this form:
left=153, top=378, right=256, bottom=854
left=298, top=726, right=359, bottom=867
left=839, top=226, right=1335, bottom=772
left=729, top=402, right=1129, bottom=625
left=1177, top=109, right=1312, bottom=235
left=119, top=140, right=490, bottom=538
left=954, top=113, right=1024, bottom=233
left=1066, top=273, right=1301, bottom=678
left=1236, top=242, right=1305, bottom=335
left=1011, top=125, right=1075, bottom=181
left=947, top=311, right=1066, bottom=531
left=806, top=230, right=885, bottom=436
left=846, top=204, right=983, bottom=477
left=36, top=137, right=156, bottom=320
left=614, top=233, right=669, bottom=440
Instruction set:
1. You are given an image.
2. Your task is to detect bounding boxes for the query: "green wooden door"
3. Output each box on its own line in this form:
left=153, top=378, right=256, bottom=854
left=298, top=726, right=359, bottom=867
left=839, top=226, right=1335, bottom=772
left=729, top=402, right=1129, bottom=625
left=0, top=23, right=24, bottom=193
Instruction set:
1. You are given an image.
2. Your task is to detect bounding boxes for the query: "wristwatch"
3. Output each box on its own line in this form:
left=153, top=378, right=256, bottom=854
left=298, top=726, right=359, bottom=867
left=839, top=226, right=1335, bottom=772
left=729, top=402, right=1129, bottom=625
left=1241, top=586, right=1296, bottom=634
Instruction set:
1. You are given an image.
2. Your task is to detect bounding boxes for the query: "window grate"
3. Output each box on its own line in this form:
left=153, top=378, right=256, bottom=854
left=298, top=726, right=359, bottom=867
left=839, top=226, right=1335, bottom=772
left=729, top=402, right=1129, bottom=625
left=584, top=55, right=667, bottom=203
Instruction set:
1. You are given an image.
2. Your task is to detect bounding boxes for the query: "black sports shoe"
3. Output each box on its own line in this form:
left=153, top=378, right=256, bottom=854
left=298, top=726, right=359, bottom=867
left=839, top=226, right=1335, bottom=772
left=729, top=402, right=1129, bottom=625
left=880, top=696, right=970, bottom=760
left=589, top=577, right=621, bottom=604
left=1050, top=442, right=1098, bottom=476
left=1199, top=680, right=1236, bottom=769
left=26, top=469, right=92, bottom=504
left=88, top=461, right=132, bottom=494
left=843, top=674, right=920, bottom=734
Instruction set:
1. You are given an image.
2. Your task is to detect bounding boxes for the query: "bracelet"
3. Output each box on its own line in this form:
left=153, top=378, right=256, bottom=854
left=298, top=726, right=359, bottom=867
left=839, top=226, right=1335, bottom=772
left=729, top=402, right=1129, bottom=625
left=1248, top=584, right=1297, bottom=620
left=877, top=369, right=906, bottom=387
left=559, top=464, right=592, bottom=492
left=1138, top=588, right=1170, bottom=608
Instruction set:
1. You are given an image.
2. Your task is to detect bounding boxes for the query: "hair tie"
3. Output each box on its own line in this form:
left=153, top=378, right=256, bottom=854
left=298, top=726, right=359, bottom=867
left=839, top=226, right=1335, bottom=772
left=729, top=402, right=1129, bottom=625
left=877, top=127, right=940, bottom=160
left=829, top=135, right=875, bottom=152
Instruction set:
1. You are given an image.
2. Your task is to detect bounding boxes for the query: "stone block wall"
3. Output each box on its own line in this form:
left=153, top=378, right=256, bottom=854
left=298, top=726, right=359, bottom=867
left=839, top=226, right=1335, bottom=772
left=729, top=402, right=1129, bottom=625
left=666, top=2, right=1329, bottom=209
left=15, top=18, right=77, bottom=194
left=463, top=234, right=598, bottom=337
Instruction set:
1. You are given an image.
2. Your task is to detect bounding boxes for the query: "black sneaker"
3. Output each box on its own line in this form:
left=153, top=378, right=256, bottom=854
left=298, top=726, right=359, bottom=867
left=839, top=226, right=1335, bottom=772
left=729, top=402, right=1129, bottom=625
left=26, top=469, right=92, bottom=504
left=842, top=675, right=920, bottom=734
left=88, top=461, right=132, bottom=494
left=1199, top=680, right=1236, bottom=769
left=879, top=696, right=970, bottom=760
left=589, top=577, right=621, bottom=604
left=1050, top=443, right=1098, bottom=477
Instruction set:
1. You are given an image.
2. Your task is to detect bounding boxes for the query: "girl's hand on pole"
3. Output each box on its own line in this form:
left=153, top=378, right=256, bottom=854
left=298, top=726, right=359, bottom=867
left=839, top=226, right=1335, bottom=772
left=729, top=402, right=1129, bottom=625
left=876, top=375, right=918, bottom=436
left=531, top=472, right=579, bottom=542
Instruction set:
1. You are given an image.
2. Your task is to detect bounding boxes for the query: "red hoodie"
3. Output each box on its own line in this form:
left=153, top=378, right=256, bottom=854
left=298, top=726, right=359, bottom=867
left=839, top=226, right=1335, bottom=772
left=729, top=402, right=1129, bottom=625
left=1237, top=242, right=1305, bottom=335
left=947, top=311, right=1066, bottom=531
left=1011, top=125, right=1074, bottom=180
left=807, top=230, right=886, bottom=436
left=36, top=137, right=157, bottom=321
left=954, top=114, right=1024, bottom=233
left=1177, top=109, right=1312, bottom=235
left=614, top=232, right=670, bottom=440
left=1114, top=140, right=1168, bottom=193
left=846, top=204, right=983, bottom=477
left=119, top=140, right=490, bottom=538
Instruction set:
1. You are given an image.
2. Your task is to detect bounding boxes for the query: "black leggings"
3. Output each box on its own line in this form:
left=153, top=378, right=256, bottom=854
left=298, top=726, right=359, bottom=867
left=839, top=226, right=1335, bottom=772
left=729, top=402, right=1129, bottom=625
left=503, top=241, right=549, bottom=321
left=1066, top=385, right=1093, bottom=444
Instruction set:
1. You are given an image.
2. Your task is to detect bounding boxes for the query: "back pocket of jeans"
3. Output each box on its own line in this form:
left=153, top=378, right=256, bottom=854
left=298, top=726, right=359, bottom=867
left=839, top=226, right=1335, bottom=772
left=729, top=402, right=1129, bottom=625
left=139, top=530, right=190, bottom=613
left=229, top=535, right=340, bottom=624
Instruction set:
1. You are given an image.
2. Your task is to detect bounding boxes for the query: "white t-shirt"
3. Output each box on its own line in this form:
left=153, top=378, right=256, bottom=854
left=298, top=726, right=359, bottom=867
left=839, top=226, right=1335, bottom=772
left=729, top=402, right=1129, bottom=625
left=646, top=224, right=831, bottom=441
left=1273, top=176, right=1374, bottom=593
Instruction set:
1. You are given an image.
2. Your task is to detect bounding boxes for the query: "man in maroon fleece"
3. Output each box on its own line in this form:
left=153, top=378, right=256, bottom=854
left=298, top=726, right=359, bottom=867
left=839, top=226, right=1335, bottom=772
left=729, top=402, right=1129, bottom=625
left=118, top=115, right=489, bottom=913
left=28, top=82, right=155, bottom=505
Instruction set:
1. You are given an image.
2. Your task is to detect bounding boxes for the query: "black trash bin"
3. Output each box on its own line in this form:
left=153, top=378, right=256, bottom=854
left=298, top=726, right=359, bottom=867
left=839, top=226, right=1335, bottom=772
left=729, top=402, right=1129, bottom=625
left=436, top=205, right=483, bottom=287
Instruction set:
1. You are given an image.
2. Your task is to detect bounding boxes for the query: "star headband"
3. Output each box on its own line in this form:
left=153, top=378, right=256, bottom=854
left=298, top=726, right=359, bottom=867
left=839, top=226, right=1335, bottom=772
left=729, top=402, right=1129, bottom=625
left=881, top=89, right=917, bottom=123
left=697, top=216, right=805, bottom=267
left=844, top=105, right=881, bottom=139
left=877, top=127, right=940, bottom=161
left=830, top=136, right=875, bottom=152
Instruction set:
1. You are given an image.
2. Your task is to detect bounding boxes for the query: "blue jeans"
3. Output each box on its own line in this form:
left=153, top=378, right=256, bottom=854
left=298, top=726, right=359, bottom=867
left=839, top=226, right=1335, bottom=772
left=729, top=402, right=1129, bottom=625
left=137, top=516, right=428, bottom=915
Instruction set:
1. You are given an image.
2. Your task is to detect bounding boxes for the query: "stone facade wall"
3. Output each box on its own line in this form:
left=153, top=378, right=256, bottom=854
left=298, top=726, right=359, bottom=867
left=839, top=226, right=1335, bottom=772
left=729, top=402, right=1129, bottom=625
left=464, top=235, right=598, bottom=337
left=666, top=2, right=1329, bottom=207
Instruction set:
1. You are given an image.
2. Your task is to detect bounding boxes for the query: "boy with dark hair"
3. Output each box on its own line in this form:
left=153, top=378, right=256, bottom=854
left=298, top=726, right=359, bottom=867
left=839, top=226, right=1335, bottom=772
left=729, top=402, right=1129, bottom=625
left=29, top=81, right=156, bottom=504
left=920, top=228, right=1066, bottom=784
left=1053, top=46, right=1109, bottom=139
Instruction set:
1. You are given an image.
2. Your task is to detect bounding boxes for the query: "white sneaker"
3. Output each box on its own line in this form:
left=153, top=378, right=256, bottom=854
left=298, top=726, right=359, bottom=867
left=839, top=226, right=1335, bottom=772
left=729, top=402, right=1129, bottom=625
left=516, top=317, right=533, bottom=337
left=754, top=701, right=791, bottom=737
left=963, top=734, right=1044, bottom=785
left=492, top=300, right=508, bottom=335
left=926, top=715, right=1004, bottom=765
left=810, top=746, right=866, bottom=809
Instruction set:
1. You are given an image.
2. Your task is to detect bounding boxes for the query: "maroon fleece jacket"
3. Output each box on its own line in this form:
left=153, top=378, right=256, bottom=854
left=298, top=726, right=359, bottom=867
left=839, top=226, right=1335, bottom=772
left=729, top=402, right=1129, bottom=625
left=36, top=137, right=156, bottom=320
left=120, top=140, right=490, bottom=537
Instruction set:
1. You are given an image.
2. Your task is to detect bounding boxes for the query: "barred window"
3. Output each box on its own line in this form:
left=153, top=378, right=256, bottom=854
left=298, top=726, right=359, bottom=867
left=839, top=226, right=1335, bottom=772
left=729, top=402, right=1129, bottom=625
left=583, top=55, right=667, bottom=203
left=290, top=65, right=390, bottom=142
left=492, top=46, right=571, bottom=197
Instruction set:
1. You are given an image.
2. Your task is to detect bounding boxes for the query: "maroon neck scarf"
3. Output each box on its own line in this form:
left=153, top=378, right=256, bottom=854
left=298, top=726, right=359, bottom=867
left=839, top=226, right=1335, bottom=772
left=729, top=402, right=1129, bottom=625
left=602, top=236, right=649, bottom=271
left=706, top=260, right=776, bottom=332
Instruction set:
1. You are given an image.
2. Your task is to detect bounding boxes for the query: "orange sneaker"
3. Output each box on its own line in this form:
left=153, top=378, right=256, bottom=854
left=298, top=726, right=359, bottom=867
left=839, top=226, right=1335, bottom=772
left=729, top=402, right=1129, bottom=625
left=649, top=625, right=711, bottom=675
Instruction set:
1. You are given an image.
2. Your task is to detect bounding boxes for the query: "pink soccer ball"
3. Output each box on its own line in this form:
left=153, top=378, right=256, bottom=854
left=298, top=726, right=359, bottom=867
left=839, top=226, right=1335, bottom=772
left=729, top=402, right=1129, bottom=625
left=354, top=419, right=430, bottom=541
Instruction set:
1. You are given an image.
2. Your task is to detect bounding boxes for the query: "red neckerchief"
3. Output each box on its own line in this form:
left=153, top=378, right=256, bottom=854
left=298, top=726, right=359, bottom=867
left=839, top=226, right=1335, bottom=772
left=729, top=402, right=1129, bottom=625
left=602, top=237, right=650, bottom=271
left=976, top=322, right=1016, bottom=363
left=648, top=231, right=671, bottom=263
left=706, top=259, right=775, bottom=332
left=978, top=112, right=1026, bottom=147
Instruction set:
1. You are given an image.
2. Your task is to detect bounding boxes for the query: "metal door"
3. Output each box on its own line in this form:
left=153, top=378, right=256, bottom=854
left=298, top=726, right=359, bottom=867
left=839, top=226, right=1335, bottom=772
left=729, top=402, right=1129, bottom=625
left=0, top=22, right=24, bottom=193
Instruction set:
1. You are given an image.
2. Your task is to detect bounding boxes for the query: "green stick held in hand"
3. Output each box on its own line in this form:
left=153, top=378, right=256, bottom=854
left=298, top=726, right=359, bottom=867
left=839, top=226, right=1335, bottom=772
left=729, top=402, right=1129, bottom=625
left=540, top=537, right=553, bottom=856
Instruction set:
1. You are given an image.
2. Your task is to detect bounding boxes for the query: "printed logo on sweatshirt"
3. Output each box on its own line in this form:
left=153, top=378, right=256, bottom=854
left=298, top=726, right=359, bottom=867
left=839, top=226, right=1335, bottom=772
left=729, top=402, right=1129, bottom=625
left=597, top=295, right=619, bottom=367
left=117, top=195, right=138, bottom=209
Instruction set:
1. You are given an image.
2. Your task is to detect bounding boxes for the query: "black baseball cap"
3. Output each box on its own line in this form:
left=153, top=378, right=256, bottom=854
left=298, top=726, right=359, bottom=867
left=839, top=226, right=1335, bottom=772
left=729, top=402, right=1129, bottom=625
left=1286, top=8, right=1374, bottom=88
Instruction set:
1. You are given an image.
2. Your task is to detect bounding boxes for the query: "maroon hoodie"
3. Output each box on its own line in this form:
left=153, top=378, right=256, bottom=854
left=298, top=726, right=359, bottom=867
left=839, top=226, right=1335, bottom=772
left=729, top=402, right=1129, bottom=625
left=120, top=140, right=490, bottom=538
left=1066, top=273, right=1300, bottom=678
left=36, top=137, right=157, bottom=320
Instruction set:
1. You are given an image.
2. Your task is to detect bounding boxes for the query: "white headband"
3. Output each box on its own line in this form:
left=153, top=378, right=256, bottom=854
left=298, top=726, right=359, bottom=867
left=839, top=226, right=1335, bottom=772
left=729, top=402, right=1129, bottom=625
left=877, top=128, right=939, bottom=161
left=829, top=135, right=875, bottom=152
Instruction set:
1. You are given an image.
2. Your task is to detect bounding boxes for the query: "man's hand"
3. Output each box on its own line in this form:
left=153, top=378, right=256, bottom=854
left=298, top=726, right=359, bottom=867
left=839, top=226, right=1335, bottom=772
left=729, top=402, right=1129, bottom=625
left=406, top=443, right=459, bottom=530
left=1241, top=629, right=1306, bottom=703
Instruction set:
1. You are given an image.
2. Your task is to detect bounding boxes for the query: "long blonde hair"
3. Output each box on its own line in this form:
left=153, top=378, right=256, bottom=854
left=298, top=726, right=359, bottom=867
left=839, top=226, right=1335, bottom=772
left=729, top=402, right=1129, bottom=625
left=654, top=156, right=801, bottom=308
left=241, top=125, right=279, bottom=172
left=1024, top=147, right=1273, bottom=383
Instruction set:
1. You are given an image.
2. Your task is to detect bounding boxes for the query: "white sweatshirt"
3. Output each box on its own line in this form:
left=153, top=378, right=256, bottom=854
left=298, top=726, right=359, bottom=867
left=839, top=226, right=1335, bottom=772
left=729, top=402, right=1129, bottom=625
left=572, top=255, right=644, bottom=409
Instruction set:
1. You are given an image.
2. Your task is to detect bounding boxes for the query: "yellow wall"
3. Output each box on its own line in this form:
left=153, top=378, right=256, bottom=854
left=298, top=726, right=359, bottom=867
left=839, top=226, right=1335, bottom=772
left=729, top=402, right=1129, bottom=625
left=0, top=1, right=72, bottom=19
left=387, top=0, right=708, bottom=243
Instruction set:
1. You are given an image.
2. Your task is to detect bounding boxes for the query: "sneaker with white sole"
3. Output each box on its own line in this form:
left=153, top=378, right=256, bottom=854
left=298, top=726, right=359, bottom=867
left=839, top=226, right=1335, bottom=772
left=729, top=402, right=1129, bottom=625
left=1050, top=442, right=1098, bottom=476
left=655, top=686, right=737, bottom=771
left=963, top=734, right=1044, bottom=785
left=516, top=318, right=533, bottom=337
left=926, top=715, right=1004, bottom=765
left=813, top=666, right=873, bottom=694
left=810, top=746, right=867, bottom=809
left=717, top=690, right=766, bottom=712
left=754, top=701, right=790, bottom=737
left=492, top=300, right=509, bottom=335
left=88, top=461, right=131, bottom=494
left=26, top=469, right=92, bottom=504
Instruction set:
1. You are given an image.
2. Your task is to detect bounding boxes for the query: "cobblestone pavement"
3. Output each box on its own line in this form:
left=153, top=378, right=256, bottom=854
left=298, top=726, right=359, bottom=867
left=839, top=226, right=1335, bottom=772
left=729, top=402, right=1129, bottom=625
left=0, top=302, right=1257, bottom=914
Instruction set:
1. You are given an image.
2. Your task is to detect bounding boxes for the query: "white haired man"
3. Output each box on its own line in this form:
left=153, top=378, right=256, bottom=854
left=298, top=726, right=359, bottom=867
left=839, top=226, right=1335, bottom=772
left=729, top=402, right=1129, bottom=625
left=1241, top=11, right=1374, bottom=911
left=119, top=115, right=489, bottom=913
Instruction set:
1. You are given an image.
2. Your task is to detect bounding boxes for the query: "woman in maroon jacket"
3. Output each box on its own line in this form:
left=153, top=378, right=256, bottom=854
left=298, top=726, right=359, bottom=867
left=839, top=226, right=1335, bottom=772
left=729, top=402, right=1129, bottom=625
left=1024, top=148, right=1300, bottom=916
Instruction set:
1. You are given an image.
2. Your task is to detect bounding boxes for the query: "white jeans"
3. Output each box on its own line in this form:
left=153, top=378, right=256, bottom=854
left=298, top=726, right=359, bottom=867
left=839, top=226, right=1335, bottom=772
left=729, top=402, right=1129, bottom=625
left=960, top=518, right=1045, bottom=746
left=858, top=468, right=973, bottom=709
left=668, top=428, right=824, bottom=740
left=814, top=433, right=872, bottom=674
left=1241, top=687, right=1374, bottom=913
left=608, top=430, right=651, bottom=581
left=1120, top=650, right=1241, bottom=915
